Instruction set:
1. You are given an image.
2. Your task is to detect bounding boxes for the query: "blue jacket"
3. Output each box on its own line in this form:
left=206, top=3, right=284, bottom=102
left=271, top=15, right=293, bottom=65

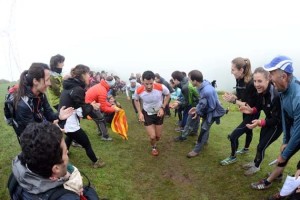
left=281, top=76, right=300, bottom=160
left=196, top=80, right=225, bottom=126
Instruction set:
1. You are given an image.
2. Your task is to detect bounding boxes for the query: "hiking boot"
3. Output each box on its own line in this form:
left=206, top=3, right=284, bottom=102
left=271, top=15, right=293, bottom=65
left=251, top=179, right=272, bottom=190
left=151, top=148, right=159, bottom=156
left=93, top=159, right=106, bottom=168
left=174, top=136, right=187, bottom=142
left=268, top=192, right=285, bottom=200
left=236, top=148, right=249, bottom=155
left=71, top=141, right=82, bottom=148
left=242, top=161, right=255, bottom=169
left=101, top=136, right=113, bottom=141
left=267, top=172, right=283, bottom=182
left=187, top=151, right=199, bottom=158
left=244, top=166, right=260, bottom=176
left=220, top=156, right=237, bottom=166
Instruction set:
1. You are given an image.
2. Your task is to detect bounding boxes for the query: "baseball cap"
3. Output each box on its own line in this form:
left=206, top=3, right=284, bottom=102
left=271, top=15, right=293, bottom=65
left=263, top=55, right=293, bottom=73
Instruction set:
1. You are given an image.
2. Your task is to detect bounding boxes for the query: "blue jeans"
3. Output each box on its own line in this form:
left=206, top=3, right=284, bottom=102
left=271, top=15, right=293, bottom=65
left=181, top=114, right=200, bottom=138
left=193, top=118, right=215, bottom=153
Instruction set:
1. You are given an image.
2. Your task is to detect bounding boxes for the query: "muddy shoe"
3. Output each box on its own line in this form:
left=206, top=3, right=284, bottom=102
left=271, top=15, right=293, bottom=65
left=251, top=179, right=272, bottom=190
left=93, top=159, right=106, bottom=168
left=236, top=148, right=249, bottom=155
left=220, top=156, right=237, bottom=166
left=242, top=161, right=255, bottom=169
left=101, top=136, right=113, bottom=141
left=151, top=148, right=159, bottom=156
left=244, top=166, right=260, bottom=176
left=187, top=151, right=199, bottom=158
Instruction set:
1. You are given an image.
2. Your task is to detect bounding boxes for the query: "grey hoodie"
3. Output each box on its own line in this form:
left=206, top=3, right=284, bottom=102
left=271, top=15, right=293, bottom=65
left=12, top=156, right=65, bottom=194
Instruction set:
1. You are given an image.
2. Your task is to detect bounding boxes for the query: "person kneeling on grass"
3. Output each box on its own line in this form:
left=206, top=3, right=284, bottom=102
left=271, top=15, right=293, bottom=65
left=134, top=70, right=170, bottom=156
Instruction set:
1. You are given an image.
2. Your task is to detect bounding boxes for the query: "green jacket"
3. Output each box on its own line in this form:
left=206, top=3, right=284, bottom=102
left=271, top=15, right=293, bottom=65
left=188, top=83, right=199, bottom=107
left=47, top=72, right=63, bottom=108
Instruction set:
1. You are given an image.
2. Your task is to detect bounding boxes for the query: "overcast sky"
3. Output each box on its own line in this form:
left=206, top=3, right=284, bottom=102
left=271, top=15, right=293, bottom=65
left=0, top=0, right=299, bottom=91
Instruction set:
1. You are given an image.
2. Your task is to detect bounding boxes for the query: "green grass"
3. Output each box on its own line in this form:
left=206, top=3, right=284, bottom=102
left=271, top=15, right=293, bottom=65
left=0, top=83, right=299, bottom=200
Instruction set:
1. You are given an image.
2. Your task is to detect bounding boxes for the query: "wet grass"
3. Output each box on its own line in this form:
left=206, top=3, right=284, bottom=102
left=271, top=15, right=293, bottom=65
left=0, top=83, right=299, bottom=200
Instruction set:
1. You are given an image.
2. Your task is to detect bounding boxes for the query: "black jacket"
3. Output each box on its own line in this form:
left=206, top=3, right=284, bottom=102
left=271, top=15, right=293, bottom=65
left=235, top=78, right=257, bottom=107
left=255, top=83, right=282, bottom=128
left=59, top=78, right=93, bottom=127
left=14, top=86, right=57, bottom=136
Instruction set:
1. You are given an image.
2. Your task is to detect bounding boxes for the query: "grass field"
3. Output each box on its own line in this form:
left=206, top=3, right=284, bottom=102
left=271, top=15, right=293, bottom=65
left=0, top=83, right=299, bottom=200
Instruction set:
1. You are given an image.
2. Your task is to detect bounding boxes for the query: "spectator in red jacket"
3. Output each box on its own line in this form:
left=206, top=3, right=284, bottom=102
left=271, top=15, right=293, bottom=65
left=86, top=76, right=120, bottom=141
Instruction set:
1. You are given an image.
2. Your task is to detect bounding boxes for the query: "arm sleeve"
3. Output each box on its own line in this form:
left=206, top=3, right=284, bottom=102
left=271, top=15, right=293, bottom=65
left=42, top=96, right=59, bottom=122
left=49, top=76, right=62, bottom=96
left=70, top=87, right=93, bottom=117
left=281, top=97, right=300, bottom=160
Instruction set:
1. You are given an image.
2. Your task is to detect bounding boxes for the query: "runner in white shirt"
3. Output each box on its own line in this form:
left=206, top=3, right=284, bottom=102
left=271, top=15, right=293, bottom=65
left=126, top=77, right=141, bottom=114
left=134, top=71, right=170, bottom=156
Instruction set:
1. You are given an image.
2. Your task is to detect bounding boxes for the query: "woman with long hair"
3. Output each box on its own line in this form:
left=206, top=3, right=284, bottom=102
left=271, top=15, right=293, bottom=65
left=59, top=64, right=105, bottom=168
left=220, top=57, right=259, bottom=165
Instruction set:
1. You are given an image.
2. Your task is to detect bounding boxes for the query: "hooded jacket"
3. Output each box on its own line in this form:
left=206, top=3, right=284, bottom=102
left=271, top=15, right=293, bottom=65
left=47, top=71, right=63, bottom=107
left=85, top=79, right=115, bottom=113
left=12, top=156, right=79, bottom=199
left=195, top=80, right=225, bottom=127
left=59, top=78, right=93, bottom=128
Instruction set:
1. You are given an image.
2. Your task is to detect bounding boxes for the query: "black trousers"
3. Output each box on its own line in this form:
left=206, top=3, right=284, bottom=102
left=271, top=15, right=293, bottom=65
left=65, top=128, right=98, bottom=163
left=254, top=125, right=282, bottom=167
left=229, top=113, right=259, bottom=156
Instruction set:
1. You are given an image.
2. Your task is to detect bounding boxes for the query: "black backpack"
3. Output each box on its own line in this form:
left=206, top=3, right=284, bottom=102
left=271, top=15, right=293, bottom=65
left=4, top=91, right=16, bottom=126
left=7, top=172, right=102, bottom=200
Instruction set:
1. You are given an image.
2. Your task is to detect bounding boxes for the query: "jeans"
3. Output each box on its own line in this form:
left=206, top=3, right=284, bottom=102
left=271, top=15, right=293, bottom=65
left=193, top=118, right=215, bottom=153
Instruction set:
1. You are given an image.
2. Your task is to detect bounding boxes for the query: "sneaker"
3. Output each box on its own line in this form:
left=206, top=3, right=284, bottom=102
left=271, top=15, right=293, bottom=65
left=242, top=161, right=255, bottom=169
left=71, top=141, right=82, bottom=148
left=251, top=179, right=272, bottom=190
left=268, top=192, right=285, bottom=200
left=174, top=136, right=187, bottom=142
left=93, top=159, right=106, bottom=168
left=151, top=148, right=159, bottom=156
left=267, top=172, right=283, bottom=182
left=236, top=148, right=249, bottom=155
left=244, top=166, right=260, bottom=176
left=187, top=151, right=199, bottom=158
left=220, top=156, right=237, bottom=166
left=175, top=127, right=184, bottom=132
left=101, top=136, right=113, bottom=141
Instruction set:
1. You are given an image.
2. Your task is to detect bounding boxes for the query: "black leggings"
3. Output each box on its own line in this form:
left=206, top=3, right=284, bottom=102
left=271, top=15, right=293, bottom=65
left=65, top=128, right=98, bottom=163
left=254, top=125, right=282, bottom=167
left=229, top=113, right=259, bottom=157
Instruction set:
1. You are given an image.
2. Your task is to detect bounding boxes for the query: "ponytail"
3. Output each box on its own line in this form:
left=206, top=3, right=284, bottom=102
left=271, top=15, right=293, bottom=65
left=232, top=57, right=252, bottom=83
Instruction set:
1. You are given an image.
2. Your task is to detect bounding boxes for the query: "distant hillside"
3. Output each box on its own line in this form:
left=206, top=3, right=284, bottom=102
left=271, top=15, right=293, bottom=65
left=0, top=79, right=16, bottom=84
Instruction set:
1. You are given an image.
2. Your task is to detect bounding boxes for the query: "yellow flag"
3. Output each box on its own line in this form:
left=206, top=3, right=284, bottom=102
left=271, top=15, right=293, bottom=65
left=111, top=109, right=128, bottom=140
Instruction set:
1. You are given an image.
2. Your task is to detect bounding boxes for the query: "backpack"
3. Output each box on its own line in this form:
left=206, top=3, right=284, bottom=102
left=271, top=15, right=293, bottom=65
left=7, top=172, right=101, bottom=200
left=4, top=88, right=16, bottom=126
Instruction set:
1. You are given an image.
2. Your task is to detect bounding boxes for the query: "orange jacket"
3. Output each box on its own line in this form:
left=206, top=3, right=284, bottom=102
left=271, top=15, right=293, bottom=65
left=85, top=79, right=115, bottom=113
